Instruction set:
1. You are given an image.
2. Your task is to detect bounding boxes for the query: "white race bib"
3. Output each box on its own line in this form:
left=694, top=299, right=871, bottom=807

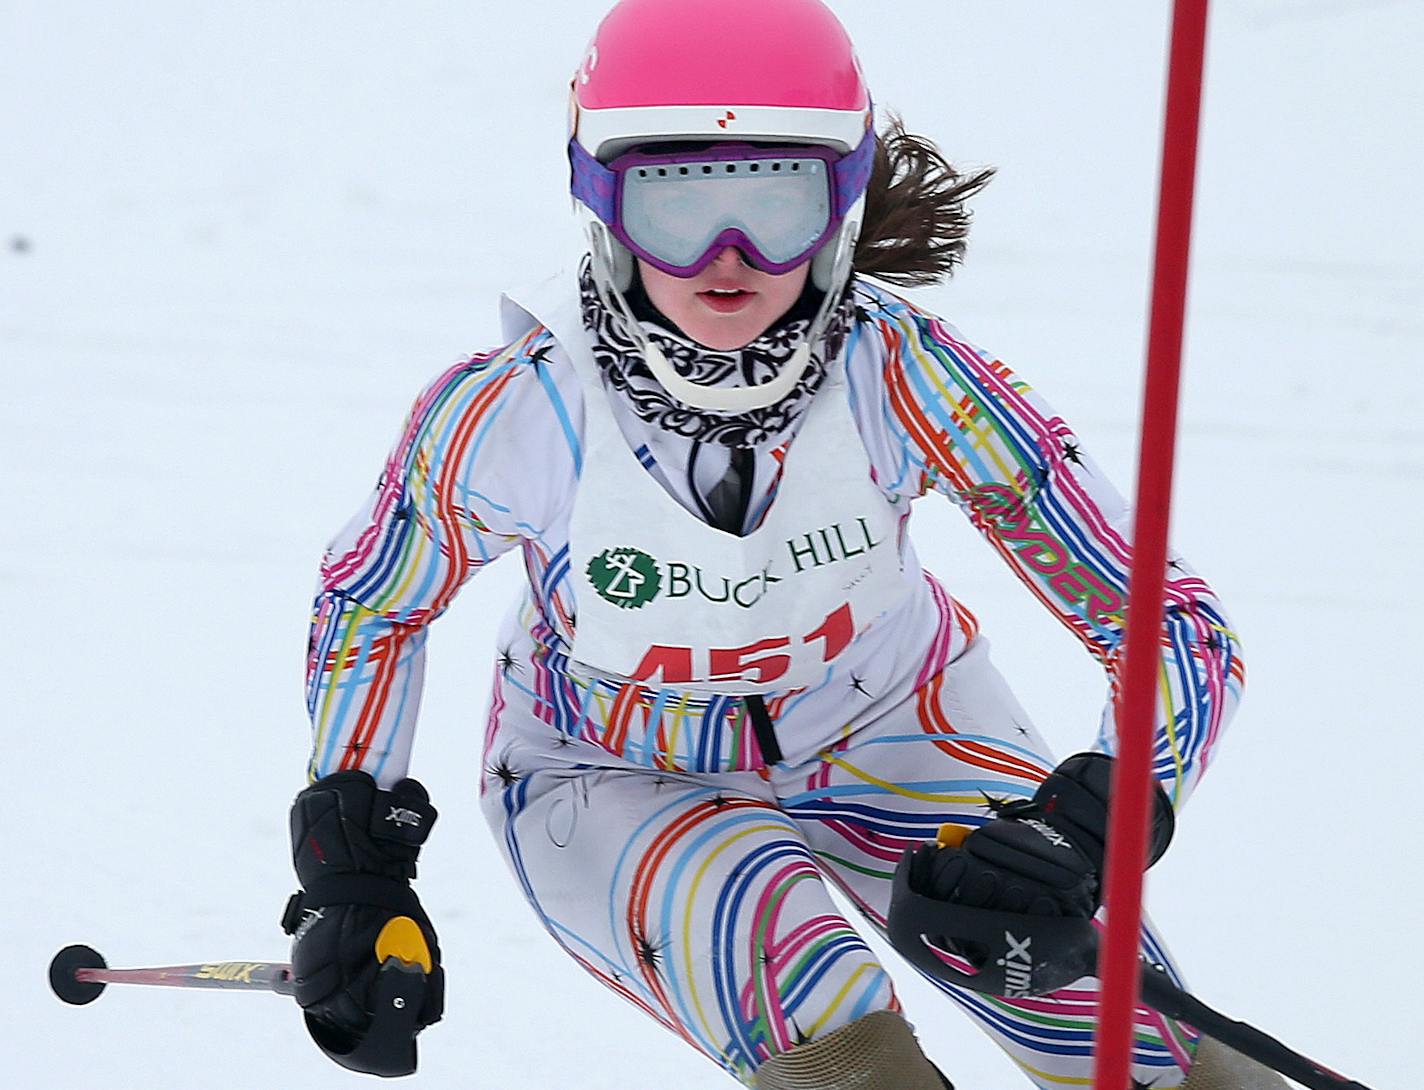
left=507, top=278, right=916, bottom=694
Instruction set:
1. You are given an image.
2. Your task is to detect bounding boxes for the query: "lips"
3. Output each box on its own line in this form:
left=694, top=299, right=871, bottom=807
left=698, top=288, right=755, bottom=314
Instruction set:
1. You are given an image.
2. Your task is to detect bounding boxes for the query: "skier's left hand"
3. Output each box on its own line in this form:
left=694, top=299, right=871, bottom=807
left=906, top=752, right=1175, bottom=918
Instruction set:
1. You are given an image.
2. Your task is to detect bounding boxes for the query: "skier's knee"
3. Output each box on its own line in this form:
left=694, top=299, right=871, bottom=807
left=1181, top=1036, right=1288, bottom=1090
left=753, top=1010, right=949, bottom=1090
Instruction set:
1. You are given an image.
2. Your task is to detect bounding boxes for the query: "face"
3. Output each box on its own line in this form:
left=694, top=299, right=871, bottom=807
left=638, top=248, right=810, bottom=351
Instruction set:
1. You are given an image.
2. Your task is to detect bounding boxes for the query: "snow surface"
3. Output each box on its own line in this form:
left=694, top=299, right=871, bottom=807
left=4, top=1, right=1420, bottom=1086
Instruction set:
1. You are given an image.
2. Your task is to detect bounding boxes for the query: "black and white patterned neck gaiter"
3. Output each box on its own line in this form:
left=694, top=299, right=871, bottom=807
left=578, top=259, right=854, bottom=448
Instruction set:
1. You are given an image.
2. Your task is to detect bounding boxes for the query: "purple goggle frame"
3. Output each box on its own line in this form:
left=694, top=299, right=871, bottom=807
left=570, top=128, right=875, bottom=278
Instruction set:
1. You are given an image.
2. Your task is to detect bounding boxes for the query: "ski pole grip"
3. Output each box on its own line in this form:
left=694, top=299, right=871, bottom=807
left=306, top=959, right=425, bottom=1078
left=304, top=916, right=432, bottom=1078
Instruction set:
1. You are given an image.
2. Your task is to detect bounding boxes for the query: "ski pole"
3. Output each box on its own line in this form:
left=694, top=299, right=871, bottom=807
left=1137, top=960, right=1374, bottom=1090
left=49, top=916, right=433, bottom=1078
left=49, top=943, right=293, bottom=1005
left=890, top=837, right=1377, bottom=1090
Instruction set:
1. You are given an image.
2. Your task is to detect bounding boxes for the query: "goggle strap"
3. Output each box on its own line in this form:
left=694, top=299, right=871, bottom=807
left=569, top=139, right=617, bottom=224
left=834, top=128, right=876, bottom=217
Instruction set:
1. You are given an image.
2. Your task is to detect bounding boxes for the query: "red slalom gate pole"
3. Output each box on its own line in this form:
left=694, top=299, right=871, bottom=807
left=1093, top=3, right=1210, bottom=1090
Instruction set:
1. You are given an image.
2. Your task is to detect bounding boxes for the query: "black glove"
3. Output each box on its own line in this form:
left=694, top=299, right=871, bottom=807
left=908, top=752, right=1175, bottom=919
left=281, top=771, right=443, bottom=1075
left=907, top=806, right=1099, bottom=919
left=888, top=754, right=1174, bottom=997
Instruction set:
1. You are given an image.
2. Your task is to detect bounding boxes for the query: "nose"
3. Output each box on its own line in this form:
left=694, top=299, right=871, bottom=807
left=711, top=246, right=750, bottom=269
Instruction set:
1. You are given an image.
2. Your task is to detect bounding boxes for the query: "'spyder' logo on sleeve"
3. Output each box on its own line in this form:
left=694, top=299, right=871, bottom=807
left=586, top=547, right=663, bottom=609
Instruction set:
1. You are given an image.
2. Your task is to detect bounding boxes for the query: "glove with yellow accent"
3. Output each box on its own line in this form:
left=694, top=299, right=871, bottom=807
left=888, top=753, right=1177, bottom=997
left=281, top=771, right=443, bottom=1076
left=906, top=752, right=1176, bottom=921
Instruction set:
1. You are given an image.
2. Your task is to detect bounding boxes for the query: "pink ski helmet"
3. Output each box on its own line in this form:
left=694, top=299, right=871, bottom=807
left=571, top=0, right=874, bottom=301
left=571, top=0, right=872, bottom=163
left=569, top=0, right=875, bottom=414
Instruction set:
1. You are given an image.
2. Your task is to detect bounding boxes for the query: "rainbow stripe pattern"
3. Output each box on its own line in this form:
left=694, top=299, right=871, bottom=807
left=304, top=278, right=1242, bottom=1087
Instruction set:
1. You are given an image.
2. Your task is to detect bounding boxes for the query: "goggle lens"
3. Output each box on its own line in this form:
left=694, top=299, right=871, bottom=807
left=619, top=155, right=833, bottom=273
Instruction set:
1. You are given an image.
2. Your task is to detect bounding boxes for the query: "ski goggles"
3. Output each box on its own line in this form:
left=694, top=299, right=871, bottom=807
left=570, top=131, right=875, bottom=278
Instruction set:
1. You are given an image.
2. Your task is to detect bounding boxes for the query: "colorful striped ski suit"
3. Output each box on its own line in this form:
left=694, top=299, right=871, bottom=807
left=304, top=276, right=1243, bottom=1088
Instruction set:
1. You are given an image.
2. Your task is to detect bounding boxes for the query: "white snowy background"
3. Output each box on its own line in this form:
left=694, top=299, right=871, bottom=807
left=4, top=1, right=1419, bottom=1086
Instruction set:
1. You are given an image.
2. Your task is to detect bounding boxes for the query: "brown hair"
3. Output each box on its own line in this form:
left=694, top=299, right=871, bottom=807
left=853, top=117, right=996, bottom=288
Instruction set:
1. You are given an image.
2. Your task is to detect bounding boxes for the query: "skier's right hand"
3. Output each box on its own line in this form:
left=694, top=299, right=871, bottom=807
left=282, top=771, right=444, bottom=1075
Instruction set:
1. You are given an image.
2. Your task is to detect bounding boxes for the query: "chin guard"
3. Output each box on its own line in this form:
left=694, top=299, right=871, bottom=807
left=887, top=850, right=1099, bottom=998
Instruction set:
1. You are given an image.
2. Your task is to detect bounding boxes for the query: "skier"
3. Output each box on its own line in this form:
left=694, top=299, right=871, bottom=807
left=280, top=1, right=1284, bottom=1087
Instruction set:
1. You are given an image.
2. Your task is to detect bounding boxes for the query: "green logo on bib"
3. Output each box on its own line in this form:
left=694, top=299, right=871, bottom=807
left=586, top=547, right=662, bottom=609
